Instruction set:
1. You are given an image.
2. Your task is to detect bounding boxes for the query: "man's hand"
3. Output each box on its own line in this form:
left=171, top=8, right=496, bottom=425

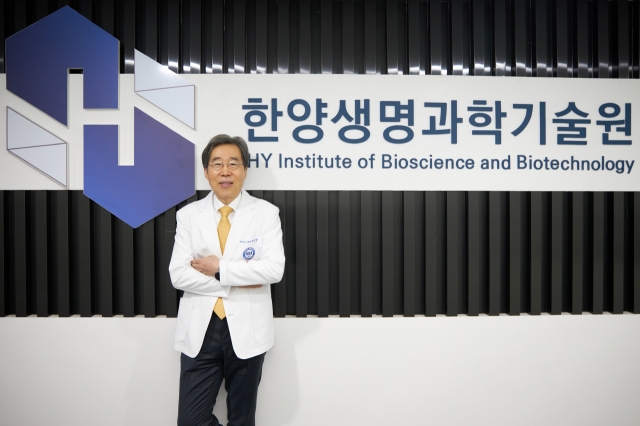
left=191, top=255, right=220, bottom=277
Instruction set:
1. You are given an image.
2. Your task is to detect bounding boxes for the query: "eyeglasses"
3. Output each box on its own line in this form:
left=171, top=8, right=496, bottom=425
left=208, top=161, right=243, bottom=171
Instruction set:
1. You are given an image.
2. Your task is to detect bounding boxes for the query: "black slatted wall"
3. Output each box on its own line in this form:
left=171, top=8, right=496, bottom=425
left=1, top=0, right=638, bottom=317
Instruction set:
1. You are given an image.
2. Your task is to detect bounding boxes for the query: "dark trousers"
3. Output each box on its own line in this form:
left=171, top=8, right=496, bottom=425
left=178, top=314, right=265, bottom=426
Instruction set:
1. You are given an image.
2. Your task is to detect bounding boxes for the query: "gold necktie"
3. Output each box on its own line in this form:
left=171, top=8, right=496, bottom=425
left=213, top=205, right=233, bottom=320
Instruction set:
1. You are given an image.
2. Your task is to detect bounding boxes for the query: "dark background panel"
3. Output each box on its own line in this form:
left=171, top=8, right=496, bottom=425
left=0, top=0, right=638, bottom=318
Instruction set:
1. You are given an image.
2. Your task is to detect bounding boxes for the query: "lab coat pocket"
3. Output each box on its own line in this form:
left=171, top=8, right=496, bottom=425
left=174, top=298, right=194, bottom=342
left=250, top=300, right=274, bottom=344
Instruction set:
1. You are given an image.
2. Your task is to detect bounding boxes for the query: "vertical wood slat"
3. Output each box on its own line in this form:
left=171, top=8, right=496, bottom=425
left=612, top=192, right=626, bottom=314
left=76, top=0, right=93, bottom=20
left=618, top=0, right=630, bottom=79
left=592, top=192, right=607, bottom=314
left=488, top=192, right=507, bottom=315
left=211, top=0, right=224, bottom=74
left=342, top=0, right=355, bottom=74
left=306, top=191, right=318, bottom=315
left=181, top=0, right=192, bottom=73
left=93, top=204, right=113, bottom=317
left=12, top=192, right=28, bottom=316
left=316, top=191, right=329, bottom=317
left=349, top=193, right=362, bottom=314
left=386, top=0, right=398, bottom=75
left=572, top=193, right=589, bottom=314
left=272, top=191, right=287, bottom=317
left=550, top=192, right=570, bottom=315
left=247, top=1, right=258, bottom=73
left=371, top=191, right=383, bottom=315
left=254, top=0, right=268, bottom=74
left=556, top=0, right=571, bottom=78
left=376, top=1, right=387, bottom=75
left=509, top=191, right=527, bottom=315
left=472, top=0, right=490, bottom=76
left=295, top=191, right=308, bottom=316
left=430, top=0, right=447, bottom=75
left=71, top=192, right=92, bottom=317
left=381, top=192, right=395, bottom=316
left=299, top=0, right=311, bottom=74
left=96, top=0, right=115, bottom=36
left=51, top=191, right=70, bottom=316
left=535, top=0, right=553, bottom=78
left=159, top=0, right=180, bottom=73
left=32, top=191, right=49, bottom=317
left=425, top=191, right=446, bottom=316
left=160, top=207, right=177, bottom=317
left=278, top=0, right=290, bottom=74
left=513, top=0, right=531, bottom=77
left=446, top=191, right=466, bottom=316
left=285, top=192, right=297, bottom=314
left=115, top=220, right=135, bottom=316
left=136, top=220, right=156, bottom=317
left=328, top=191, right=339, bottom=314
left=338, top=192, right=351, bottom=316
left=407, top=0, right=421, bottom=75
left=364, top=0, right=377, bottom=74
left=530, top=192, right=548, bottom=315
left=14, top=0, right=27, bottom=34
left=117, top=0, right=136, bottom=73
left=467, top=192, right=487, bottom=315
left=146, top=0, right=159, bottom=59
left=597, top=0, right=610, bottom=78
left=403, top=192, right=417, bottom=317
left=320, top=0, right=332, bottom=73
left=190, top=0, right=203, bottom=74
left=576, top=0, right=591, bottom=78
left=391, top=192, right=404, bottom=314
left=450, top=0, right=469, bottom=76
left=360, top=191, right=373, bottom=317
left=493, top=0, right=511, bottom=76
left=233, top=0, right=246, bottom=73
left=288, top=0, right=300, bottom=73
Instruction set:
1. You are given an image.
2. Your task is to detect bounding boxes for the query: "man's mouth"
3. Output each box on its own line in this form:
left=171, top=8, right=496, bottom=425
left=219, top=181, right=233, bottom=188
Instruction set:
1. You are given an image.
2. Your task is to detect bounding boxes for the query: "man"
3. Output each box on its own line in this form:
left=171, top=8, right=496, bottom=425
left=169, top=134, right=285, bottom=426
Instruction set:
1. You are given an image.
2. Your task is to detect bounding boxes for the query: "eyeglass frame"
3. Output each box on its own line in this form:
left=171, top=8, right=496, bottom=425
left=208, top=160, right=244, bottom=171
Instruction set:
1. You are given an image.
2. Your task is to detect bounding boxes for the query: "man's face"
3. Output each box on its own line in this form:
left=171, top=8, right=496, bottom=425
left=204, top=144, right=247, bottom=205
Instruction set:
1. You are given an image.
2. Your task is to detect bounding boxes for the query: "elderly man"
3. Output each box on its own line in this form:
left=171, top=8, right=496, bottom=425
left=169, top=134, right=285, bottom=426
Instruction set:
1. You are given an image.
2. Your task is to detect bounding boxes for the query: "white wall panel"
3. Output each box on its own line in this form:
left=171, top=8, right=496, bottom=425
left=1, top=315, right=639, bottom=426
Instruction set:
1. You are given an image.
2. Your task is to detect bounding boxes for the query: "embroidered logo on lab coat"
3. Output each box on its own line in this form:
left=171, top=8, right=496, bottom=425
left=243, top=247, right=256, bottom=260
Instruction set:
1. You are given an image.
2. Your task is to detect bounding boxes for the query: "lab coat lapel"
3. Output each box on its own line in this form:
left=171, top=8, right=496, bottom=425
left=223, top=191, right=256, bottom=258
left=195, top=193, right=223, bottom=257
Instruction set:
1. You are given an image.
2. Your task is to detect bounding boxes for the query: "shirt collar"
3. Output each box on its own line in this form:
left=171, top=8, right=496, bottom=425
left=212, top=191, right=242, bottom=213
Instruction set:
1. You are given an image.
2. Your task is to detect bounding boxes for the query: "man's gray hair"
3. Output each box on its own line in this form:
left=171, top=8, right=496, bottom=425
left=201, top=134, right=250, bottom=169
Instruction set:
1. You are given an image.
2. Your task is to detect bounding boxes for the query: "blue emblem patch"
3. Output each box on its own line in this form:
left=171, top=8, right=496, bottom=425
left=243, top=247, right=256, bottom=260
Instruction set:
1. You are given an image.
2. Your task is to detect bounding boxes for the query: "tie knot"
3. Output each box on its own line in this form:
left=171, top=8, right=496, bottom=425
left=219, top=206, right=233, bottom=218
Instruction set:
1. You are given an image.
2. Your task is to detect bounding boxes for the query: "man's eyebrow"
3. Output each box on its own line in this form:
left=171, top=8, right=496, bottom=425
left=210, top=156, right=241, bottom=161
